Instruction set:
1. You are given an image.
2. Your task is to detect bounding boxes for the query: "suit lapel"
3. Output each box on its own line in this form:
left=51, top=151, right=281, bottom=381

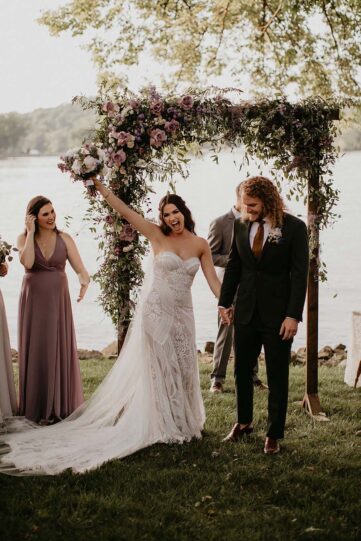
left=237, top=219, right=256, bottom=263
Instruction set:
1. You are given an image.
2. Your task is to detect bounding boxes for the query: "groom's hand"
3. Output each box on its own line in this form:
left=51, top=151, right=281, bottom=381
left=279, top=318, right=298, bottom=341
left=219, top=306, right=234, bottom=326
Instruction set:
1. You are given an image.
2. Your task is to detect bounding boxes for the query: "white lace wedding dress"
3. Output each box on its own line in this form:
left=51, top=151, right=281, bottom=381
left=0, top=252, right=205, bottom=475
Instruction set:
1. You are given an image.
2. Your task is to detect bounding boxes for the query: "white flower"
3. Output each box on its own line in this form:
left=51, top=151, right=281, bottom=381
left=65, top=148, right=78, bottom=158
left=83, top=156, right=98, bottom=173
left=135, top=159, right=147, bottom=168
left=71, top=159, right=82, bottom=175
left=268, top=227, right=283, bottom=244
left=97, top=148, right=106, bottom=161
left=123, top=244, right=134, bottom=253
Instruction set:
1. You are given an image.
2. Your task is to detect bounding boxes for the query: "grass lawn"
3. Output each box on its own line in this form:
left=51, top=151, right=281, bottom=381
left=0, top=357, right=360, bottom=541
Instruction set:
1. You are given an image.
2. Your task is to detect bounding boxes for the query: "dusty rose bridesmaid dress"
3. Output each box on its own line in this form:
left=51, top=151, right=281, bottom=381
left=18, top=233, right=84, bottom=423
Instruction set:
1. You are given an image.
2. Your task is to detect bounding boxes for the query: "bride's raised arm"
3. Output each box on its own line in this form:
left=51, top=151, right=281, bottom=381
left=94, top=179, right=161, bottom=242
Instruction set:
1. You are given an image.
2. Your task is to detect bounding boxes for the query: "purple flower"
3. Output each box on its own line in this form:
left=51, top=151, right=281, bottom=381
left=150, top=128, right=167, bottom=148
left=138, top=113, right=145, bottom=121
left=119, top=223, right=137, bottom=242
left=104, top=215, right=114, bottom=225
left=164, top=118, right=180, bottom=133
left=150, top=99, right=164, bottom=116
left=178, top=95, right=193, bottom=110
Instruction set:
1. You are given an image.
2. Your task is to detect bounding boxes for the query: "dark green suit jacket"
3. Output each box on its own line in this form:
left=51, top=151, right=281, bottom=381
left=218, top=213, right=309, bottom=329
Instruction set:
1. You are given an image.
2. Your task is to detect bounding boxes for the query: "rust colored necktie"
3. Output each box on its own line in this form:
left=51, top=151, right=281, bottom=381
left=252, top=220, right=265, bottom=259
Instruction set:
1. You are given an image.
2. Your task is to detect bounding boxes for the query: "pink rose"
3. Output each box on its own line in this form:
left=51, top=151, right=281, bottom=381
left=150, top=128, right=167, bottom=148
left=129, top=99, right=140, bottom=109
left=115, top=131, right=135, bottom=148
left=178, top=95, right=193, bottom=110
left=111, top=150, right=127, bottom=166
left=119, top=223, right=137, bottom=242
left=102, top=101, right=120, bottom=117
left=104, top=215, right=114, bottom=224
left=150, top=99, right=164, bottom=115
left=164, top=119, right=180, bottom=133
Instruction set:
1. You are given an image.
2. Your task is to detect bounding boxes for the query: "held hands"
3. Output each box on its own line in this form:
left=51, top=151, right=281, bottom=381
left=25, top=214, right=36, bottom=234
left=219, top=306, right=234, bottom=326
left=279, top=318, right=298, bottom=341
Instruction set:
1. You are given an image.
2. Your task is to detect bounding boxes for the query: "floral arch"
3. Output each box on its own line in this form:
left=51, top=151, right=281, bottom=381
left=73, top=87, right=340, bottom=417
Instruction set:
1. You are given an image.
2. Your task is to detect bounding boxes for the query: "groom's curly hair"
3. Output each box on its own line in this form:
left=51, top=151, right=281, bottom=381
left=241, top=176, right=287, bottom=228
left=158, top=193, right=196, bottom=235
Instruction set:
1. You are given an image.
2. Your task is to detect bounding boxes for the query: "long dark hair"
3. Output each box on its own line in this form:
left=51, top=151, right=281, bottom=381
left=25, top=195, right=59, bottom=236
left=158, top=194, right=196, bottom=235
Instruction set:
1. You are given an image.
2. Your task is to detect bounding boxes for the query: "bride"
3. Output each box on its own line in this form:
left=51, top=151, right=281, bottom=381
left=0, top=181, right=221, bottom=475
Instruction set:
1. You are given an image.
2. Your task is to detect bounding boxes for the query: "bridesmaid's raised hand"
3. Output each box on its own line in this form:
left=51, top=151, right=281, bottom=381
left=25, top=214, right=36, bottom=235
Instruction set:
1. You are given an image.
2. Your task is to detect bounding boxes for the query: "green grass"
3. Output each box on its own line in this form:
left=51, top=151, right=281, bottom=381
left=0, top=358, right=360, bottom=541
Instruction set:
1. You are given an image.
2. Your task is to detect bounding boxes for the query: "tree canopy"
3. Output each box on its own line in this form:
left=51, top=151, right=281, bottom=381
left=40, top=0, right=361, bottom=99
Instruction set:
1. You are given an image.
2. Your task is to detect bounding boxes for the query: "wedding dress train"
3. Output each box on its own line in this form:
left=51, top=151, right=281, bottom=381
left=0, top=252, right=205, bottom=475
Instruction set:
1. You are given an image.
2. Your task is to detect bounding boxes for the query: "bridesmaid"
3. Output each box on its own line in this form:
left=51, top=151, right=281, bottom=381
left=17, top=196, right=90, bottom=424
left=0, top=262, right=17, bottom=424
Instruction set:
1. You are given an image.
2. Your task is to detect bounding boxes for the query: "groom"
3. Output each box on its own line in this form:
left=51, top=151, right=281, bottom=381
left=219, top=176, right=309, bottom=454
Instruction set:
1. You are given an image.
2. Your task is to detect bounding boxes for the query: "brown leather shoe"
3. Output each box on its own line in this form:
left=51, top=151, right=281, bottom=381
left=264, top=437, right=280, bottom=455
left=223, top=423, right=253, bottom=442
left=210, top=381, right=223, bottom=393
left=254, top=379, right=268, bottom=390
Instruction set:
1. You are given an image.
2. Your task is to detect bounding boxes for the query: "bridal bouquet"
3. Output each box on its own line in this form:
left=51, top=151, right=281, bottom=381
left=0, top=236, right=14, bottom=264
left=58, top=144, right=109, bottom=196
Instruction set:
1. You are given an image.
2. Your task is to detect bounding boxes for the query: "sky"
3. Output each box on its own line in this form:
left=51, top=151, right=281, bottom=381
left=0, top=0, right=241, bottom=115
left=0, top=1, right=98, bottom=113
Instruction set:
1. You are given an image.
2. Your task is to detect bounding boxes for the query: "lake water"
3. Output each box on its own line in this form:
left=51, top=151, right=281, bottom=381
left=0, top=151, right=360, bottom=351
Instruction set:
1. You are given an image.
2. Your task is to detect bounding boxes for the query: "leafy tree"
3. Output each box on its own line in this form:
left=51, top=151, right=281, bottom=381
left=39, top=0, right=361, bottom=99
left=0, top=113, right=29, bottom=156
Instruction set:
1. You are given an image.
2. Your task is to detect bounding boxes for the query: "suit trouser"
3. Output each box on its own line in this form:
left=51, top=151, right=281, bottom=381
left=233, top=310, right=291, bottom=439
left=211, top=315, right=259, bottom=383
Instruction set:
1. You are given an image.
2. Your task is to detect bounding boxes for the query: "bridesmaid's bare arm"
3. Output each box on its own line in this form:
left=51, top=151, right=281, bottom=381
left=60, top=232, right=90, bottom=302
left=18, top=231, right=35, bottom=270
left=93, top=179, right=162, bottom=243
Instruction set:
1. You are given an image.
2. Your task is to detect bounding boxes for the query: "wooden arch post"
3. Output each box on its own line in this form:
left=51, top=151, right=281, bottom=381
left=302, top=109, right=340, bottom=418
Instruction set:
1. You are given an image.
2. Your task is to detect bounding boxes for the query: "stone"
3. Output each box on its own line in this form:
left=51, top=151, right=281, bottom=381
left=334, top=343, right=346, bottom=351
left=295, top=347, right=306, bottom=365
left=322, top=353, right=346, bottom=367
left=77, top=349, right=104, bottom=360
left=258, top=352, right=265, bottom=364
left=318, top=346, right=334, bottom=360
left=204, top=341, right=214, bottom=354
left=101, top=341, right=118, bottom=357
left=290, top=350, right=297, bottom=365
left=11, top=349, right=18, bottom=363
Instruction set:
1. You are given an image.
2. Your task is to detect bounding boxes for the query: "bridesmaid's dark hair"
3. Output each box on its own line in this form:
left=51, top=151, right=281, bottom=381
left=25, top=195, right=59, bottom=236
left=158, top=194, right=196, bottom=235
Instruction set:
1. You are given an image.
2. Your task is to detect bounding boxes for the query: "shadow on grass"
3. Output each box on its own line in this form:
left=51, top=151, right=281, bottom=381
left=0, top=360, right=360, bottom=541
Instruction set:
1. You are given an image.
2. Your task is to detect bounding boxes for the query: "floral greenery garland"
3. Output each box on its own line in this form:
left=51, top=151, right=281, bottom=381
left=75, top=87, right=341, bottom=333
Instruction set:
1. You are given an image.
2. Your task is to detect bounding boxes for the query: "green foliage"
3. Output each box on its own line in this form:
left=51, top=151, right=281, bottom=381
left=39, top=0, right=361, bottom=100
left=0, top=113, right=29, bottom=157
left=0, top=103, right=96, bottom=158
left=78, top=87, right=341, bottom=328
left=0, top=360, right=360, bottom=541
